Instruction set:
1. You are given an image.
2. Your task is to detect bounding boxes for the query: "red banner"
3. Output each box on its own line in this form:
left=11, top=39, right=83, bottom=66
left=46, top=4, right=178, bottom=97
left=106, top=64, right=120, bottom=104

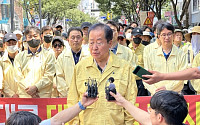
left=0, top=95, right=199, bottom=124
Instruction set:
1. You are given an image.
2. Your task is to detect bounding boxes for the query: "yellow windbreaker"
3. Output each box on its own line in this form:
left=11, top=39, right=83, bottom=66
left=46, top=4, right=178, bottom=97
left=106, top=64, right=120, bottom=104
left=56, top=48, right=90, bottom=97
left=144, top=45, right=187, bottom=95
left=68, top=52, right=137, bottom=125
left=0, top=52, right=18, bottom=97
left=14, top=47, right=55, bottom=98
left=116, top=43, right=137, bottom=68
left=191, top=53, right=200, bottom=94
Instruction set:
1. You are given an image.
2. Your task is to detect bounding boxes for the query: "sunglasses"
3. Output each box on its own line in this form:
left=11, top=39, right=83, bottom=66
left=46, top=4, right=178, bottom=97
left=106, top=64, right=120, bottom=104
left=53, top=43, right=63, bottom=48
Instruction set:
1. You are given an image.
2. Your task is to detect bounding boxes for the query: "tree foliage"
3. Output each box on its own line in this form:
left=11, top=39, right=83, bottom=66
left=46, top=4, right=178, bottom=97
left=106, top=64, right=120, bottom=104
left=18, top=0, right=80, bottom=25
left=65, top=9, right=98, bottom=27
left=170, top=0, right=191, bottom=29
left=95, top=0, right=169, bottom=22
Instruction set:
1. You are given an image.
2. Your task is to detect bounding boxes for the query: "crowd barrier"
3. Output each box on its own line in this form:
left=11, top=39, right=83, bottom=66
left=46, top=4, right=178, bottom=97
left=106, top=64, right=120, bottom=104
left=0, top=95, right=199, bottom=125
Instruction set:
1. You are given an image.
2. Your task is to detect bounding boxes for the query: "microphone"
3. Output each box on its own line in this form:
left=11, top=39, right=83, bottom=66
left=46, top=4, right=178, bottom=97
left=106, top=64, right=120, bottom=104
left=105, top=77, right=116, bottom=100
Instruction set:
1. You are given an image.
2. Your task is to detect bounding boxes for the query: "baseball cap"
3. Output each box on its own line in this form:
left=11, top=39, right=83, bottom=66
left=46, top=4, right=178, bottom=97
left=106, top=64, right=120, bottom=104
left=55, top=25, right=63, bottom=29
left=143, top=31, right=152, bottom=38
left=118, top=32, right=125, bottom=38
left=81, top=22, right=92, bottom=29
left=13, top=30, right=23, bottom=36
left=52, top=36, right=64, bottom=46
left=131, top=28, right=143, bottom=36
left=4, top=33, right=18, bottom=42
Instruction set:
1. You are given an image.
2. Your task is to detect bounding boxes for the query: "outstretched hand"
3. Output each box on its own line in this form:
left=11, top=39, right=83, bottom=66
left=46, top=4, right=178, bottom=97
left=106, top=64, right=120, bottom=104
left=81, top=92, right=98, bottom=108
left=143, top=70, right=163, bottom=84
left=109, top=92, right=127, bottom=106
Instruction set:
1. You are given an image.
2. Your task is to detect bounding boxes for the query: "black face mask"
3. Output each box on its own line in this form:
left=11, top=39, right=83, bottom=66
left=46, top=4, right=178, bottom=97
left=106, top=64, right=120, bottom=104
left=142, top=41, right=150, bottom=46
left=133, top=37, right=142, bottom=44
left=27, top=39, right=40, bottom=48
left=44, top=35, right=53, bottom=43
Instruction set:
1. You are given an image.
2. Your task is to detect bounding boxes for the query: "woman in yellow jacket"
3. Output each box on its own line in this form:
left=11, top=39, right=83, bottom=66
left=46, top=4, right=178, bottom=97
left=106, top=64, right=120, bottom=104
left=14, top=26, right=55, bottom=98
left=144, top=22, right=187, bottom=95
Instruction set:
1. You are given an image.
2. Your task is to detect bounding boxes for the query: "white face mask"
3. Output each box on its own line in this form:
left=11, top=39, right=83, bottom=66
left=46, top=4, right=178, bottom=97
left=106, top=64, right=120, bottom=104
left=7, top=45, right=18, bottom=53
left=126, top=33, right=132, bottom=39
left=23, top=42, right=29, bottom=49
left=191, top=34, right=200, bottom=56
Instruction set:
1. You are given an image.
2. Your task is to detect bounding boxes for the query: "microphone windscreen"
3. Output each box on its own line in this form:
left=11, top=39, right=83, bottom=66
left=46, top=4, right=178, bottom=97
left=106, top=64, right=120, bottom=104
left=109, top=83, right=115, bottom=90
left=109, top=77, right=114, bottom=83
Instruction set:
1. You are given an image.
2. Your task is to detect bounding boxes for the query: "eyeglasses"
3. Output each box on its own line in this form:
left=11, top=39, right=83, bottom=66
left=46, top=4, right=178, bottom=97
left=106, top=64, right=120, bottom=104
left=160, top=33, right=173, bottom=38
left=89, top=42, right=104, bottom=47
left=53, top=43, right=63, bottom=48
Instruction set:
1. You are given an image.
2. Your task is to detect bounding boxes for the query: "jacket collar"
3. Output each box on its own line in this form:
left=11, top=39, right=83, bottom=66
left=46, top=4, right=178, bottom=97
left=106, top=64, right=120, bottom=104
left=156, top=44, right=178, bottom=56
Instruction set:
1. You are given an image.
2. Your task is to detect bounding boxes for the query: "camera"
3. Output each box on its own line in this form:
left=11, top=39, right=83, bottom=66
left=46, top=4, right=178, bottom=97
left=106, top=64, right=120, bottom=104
left=85, top=78, right=98, bottom=98
left=105, top=77, right=116, bottom=101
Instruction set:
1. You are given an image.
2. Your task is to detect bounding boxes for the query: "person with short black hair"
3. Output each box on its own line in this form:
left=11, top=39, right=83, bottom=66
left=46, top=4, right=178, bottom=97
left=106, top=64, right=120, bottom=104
left=106, top=21, right=137, bottom=68
left=110, top=90, right=188, bottom=125
left=144, top=22, right=187, bottom=95
left=14, top=26, right=55, bottom=98
left=41, top=26, right=54, bottom=51
left=6, top=111, right=42, bottom=125
left=56, top=27, right=90, bottom=97
left=67, top=23, right=137, bottom=125
left=130, top=21, right=138, bottom=28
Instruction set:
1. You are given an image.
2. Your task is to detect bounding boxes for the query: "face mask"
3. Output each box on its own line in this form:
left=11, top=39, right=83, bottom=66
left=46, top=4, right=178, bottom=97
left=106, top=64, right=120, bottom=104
left=133, top=37, right=142, bottom=44
left=142, top=41, right=150, bottom=46
left=7, top=45, right=18, bottom=53
left=191, top=34, right=200, bottom=56
left=126, top=33, right=131, bottom=39
left=23, top=42, right=29, bottom=49
left=44, top=35, right=53, bottom=43
left=27, top=39, right=40, bottom=48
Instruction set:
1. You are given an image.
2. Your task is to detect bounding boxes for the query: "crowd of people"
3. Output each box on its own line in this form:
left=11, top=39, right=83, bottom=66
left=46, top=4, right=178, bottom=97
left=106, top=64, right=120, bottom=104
left=0, top=19, right=199, bottom=124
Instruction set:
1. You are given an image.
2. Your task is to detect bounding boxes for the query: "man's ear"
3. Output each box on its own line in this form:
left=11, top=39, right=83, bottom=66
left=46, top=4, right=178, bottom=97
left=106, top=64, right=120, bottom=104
left=157, top=113, right=164, bottom=123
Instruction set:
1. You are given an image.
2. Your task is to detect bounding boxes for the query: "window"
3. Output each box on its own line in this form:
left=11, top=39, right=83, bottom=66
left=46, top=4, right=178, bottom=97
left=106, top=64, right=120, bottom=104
left=193, top=0, right=200, bottom=12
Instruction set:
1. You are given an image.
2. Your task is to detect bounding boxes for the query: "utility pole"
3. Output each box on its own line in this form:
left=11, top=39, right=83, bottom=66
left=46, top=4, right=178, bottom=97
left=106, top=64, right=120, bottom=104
left=10, top=0, right=14, bottom=32
left=39, top=0, right=42, bottom=29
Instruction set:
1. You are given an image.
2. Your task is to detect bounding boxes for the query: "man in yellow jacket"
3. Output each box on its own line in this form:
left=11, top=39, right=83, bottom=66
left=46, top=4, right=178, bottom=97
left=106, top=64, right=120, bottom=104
left=1, top=33, right=19, bottom=97
left=14, top=26, right=55, bottom=98
left=128, top=27, right=147, bottom=96
left=144, top=22, right=187, bottom=95
left=56, top=27, right=90, bottom=97
left=106, top=21, right=137, bottom=68
left=68, top=23, right=138, bottom=125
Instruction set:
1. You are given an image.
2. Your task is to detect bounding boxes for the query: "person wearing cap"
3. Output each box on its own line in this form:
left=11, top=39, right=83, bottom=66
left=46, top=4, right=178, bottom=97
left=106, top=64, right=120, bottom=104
left=187, top=27, right=200, bottom=94
left=54, top=25, right=63, bottom=36
left=0, top=33, right=19, bottom=97
left=128, top=27, right=147, bottom=96
left=182, top=26, right=200, bottom=67
left=81, top=22, right=92, bottom=46
left=143, top=22, right=187, bottom=95
left=141, top=31, right=152, bottom=46
left=14, top=26, right=55, bottom=98
left=51, top=36, right=65, bottom=98
left=106, top=21, right=137, bottom=68
left=56, top=27, right=90, bottom=97
left=13, top=30, right=23, bottom=50
left=41, top=26, right=54, bottom=52
left=118, top=32, right=126, bottom=46
left=173, top=29, right=184, bottom=49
